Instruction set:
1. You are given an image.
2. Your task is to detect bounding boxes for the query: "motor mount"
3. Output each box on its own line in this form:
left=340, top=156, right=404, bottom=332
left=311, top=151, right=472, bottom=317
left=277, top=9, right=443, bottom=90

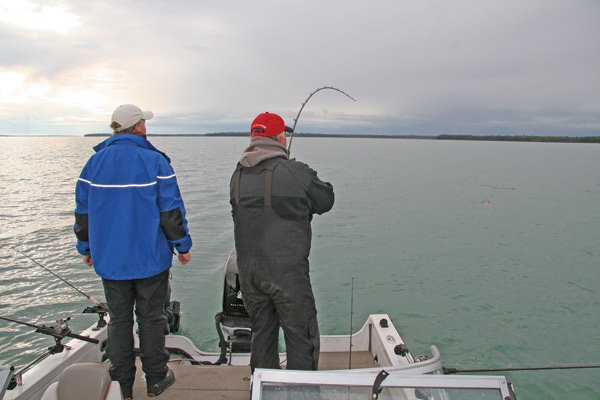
left=215, top=249, right=251, bottom=363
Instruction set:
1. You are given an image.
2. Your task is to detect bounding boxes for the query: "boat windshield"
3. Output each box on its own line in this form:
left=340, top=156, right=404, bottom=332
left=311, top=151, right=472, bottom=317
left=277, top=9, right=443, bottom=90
left=260, top=385, right=504, bottom=399
left=252, top=370, right=514, bottom=400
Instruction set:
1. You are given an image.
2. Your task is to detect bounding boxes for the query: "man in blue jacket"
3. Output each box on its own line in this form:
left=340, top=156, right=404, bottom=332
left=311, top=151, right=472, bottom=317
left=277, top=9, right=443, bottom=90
left=74, top=104, right=192, bottom=399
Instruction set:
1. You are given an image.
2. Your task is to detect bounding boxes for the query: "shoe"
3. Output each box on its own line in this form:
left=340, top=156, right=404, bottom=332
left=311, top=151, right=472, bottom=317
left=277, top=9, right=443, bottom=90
left=147, top=368, right=175, bottom=397
left=123, top=397, right=133, bottom=400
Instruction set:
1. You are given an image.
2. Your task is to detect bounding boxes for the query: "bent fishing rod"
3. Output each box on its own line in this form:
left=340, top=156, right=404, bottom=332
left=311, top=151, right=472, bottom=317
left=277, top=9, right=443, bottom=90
left=287, top=86, right=356, bottom=155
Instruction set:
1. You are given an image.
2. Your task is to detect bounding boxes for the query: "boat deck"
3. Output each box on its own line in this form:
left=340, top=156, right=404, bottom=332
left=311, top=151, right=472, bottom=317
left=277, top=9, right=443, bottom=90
left=132, top=351, right=376, bottom=399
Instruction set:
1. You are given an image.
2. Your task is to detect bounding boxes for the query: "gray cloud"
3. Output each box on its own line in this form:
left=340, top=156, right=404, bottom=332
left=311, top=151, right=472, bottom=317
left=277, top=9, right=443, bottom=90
left=1, top=0, right=599, bottom=135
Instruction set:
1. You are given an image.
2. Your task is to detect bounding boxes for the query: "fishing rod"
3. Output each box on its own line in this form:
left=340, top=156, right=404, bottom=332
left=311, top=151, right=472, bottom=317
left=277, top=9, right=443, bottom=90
left=444, top=363, right=600, bottom=374
left=0, top=316, right=99, bottom=346
left=287, top=86, right=357, bottom=155
left=0, top=315, right=100, bottom=388
left=10, top=249, right=108, bottom=327
left=15, top=250, right=102, bottom=306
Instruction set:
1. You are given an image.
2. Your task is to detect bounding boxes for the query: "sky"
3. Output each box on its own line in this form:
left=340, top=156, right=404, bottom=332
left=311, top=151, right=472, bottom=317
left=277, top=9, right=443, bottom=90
left=1, top=0, right=599, bottom=136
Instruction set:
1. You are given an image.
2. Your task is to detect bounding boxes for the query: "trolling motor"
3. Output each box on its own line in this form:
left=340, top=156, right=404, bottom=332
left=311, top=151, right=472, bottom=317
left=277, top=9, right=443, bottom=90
left=215, top=249, right=251, bottom=364
left=165, top=300, right=181, bottom=334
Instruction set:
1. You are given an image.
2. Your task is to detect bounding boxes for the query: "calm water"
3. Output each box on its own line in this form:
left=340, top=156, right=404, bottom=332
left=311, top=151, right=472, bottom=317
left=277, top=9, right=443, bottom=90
left=0, top=136, right=599, bottom=399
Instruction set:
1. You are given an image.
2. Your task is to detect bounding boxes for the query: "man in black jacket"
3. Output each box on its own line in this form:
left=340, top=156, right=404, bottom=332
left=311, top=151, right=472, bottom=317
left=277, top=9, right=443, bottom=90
left=230, top=112, right=334, bottom=372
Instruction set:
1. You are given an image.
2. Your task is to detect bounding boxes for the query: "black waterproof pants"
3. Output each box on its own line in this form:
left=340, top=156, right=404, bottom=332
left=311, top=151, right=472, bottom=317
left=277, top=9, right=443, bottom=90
left=238, top=255, right=320, bottom=372
left=232, top=157, right=323, bottom=372
left=102, top=269, right=170, bottom=396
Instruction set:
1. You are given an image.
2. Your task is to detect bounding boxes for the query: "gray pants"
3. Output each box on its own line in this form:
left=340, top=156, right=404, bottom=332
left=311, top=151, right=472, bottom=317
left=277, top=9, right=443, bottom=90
left=238, top=256, right=320, bottom=372
left=102, top=269, right=170, bottom=396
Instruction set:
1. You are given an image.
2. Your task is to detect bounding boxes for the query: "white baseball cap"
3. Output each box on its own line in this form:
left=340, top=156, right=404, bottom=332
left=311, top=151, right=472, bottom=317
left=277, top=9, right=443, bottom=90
left=111, top=104, right=154, bottom=131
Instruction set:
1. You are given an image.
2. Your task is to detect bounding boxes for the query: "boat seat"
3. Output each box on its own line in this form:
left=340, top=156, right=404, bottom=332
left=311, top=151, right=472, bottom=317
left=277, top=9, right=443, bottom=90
left=41, top=363, right=123, bottom=400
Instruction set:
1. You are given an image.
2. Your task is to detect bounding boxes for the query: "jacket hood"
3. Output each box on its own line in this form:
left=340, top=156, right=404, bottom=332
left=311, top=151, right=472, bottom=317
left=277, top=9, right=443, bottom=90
left=239, top=136, right=288, bottom=167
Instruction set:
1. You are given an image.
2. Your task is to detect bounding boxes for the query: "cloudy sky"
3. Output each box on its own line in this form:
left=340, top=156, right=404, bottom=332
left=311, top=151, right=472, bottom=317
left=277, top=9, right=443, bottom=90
left=1, top=0, right=599, bottom=136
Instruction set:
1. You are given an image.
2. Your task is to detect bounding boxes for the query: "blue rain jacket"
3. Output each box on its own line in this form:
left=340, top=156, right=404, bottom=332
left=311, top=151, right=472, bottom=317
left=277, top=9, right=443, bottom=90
left=74, top=134, right=192, bottom=280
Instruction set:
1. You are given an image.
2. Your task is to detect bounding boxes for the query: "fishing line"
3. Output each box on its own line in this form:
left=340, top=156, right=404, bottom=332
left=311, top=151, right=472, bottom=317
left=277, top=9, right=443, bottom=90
left=287, top=86, right=356, bottom=155
left=348, top=276, right=354, bottom=369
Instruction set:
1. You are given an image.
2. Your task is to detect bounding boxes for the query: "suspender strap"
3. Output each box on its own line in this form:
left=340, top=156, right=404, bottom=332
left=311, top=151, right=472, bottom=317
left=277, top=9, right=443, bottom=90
left=234, top=157, right=283, bottom=208
left=261, top=157, right=282, bottom=208
left=264, top=168, right=273, bottom=207
left=233, top=164, right=242, bottom=205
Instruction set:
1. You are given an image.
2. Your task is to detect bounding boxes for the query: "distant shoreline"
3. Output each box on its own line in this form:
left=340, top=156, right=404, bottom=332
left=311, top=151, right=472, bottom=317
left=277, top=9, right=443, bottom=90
left=2, top=133, right=598, bottom=143
left=80, top=132, right=600, bottom=143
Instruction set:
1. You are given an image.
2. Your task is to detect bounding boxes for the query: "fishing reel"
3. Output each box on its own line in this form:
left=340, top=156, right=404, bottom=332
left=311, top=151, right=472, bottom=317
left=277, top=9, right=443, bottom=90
left=37, top=317, right=74, bottom=354
left=83, top=302, right=108, bottom=329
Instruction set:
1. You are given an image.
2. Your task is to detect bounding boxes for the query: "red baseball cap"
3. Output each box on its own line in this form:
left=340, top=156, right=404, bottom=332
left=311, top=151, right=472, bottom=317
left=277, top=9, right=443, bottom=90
left=250, top=112, right=294, bottom=137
